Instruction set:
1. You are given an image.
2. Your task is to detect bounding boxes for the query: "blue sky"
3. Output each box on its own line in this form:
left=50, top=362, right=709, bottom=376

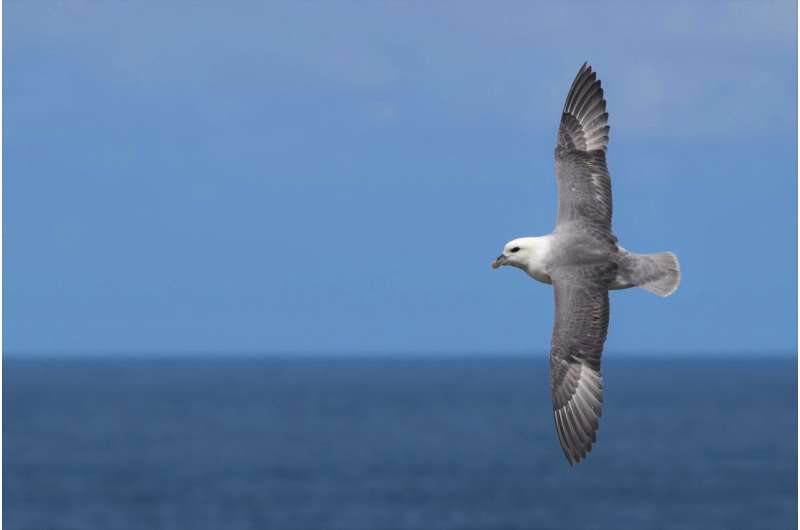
left=5, top=1, right=797, bottom=355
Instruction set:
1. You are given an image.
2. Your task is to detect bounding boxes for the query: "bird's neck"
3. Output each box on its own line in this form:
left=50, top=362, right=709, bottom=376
left=523, top=236, right=553, bottom=284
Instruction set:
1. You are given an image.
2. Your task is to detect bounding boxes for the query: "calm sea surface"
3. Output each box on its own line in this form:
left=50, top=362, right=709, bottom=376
left=4, top=356, right=797, bottom=530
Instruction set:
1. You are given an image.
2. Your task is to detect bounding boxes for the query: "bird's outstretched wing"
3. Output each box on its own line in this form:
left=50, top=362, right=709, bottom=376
left=555, top=63, right=612, bottom=231
left=549, top=263, right=614, bottom=465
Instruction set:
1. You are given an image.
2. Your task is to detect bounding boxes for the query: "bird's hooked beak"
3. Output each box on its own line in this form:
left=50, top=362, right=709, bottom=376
left=491, top=254, right=508, bottom=269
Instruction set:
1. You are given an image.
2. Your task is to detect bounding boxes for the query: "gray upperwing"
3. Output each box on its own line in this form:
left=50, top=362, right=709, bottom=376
left=555, top=63, right=613, bottom=231
left=549, top=263, right=614, bottom=465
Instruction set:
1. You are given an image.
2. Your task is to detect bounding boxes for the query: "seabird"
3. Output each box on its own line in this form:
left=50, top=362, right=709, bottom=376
left=492, top=63, right=680, bottom=465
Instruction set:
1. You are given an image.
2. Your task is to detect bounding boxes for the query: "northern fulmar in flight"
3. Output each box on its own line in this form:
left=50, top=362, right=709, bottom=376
left=492, top=63, right=680, bottom=465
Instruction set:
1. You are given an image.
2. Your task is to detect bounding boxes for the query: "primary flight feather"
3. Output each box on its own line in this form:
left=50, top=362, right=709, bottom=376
left=491, top=63, right=680, bottom=465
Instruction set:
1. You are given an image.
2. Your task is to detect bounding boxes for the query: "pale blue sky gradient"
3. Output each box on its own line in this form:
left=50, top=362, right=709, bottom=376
left=5, top=1, right=797, bottom=355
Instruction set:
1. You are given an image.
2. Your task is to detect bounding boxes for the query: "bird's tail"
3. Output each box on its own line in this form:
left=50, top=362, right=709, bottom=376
left=626, top=251, right=681, bottom=297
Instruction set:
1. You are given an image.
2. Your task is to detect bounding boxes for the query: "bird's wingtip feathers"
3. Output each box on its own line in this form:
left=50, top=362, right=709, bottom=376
left=559, top=63, right=609, bottom=152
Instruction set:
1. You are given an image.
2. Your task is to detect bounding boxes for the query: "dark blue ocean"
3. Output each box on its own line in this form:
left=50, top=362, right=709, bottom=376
left=4, top=356, right=797, bottom=530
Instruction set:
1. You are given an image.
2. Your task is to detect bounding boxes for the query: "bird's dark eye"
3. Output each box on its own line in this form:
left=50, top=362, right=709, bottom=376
left=511, top=247, right=520, bottom=253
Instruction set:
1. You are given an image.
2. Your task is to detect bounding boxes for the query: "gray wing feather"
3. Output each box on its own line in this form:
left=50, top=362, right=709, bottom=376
left=549, top=263, right=614, bottom=465
left=555, top=63, right=613, bottom=230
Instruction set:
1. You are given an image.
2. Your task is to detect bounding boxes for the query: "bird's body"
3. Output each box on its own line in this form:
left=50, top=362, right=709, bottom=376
left=503, top=234, right=676, bottom=293
left=492, top=64, right=680, bottom=465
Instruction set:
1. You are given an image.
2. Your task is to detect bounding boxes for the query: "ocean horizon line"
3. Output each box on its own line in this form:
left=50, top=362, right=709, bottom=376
left=3, top=348, right=796, bottom=361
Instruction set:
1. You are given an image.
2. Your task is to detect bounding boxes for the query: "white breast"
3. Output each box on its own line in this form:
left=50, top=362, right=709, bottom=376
left=528, top=267, right=553, bottom=284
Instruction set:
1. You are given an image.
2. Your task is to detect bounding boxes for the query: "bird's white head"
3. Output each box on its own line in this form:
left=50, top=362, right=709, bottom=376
left=491, top=236, right=553, bottom=283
